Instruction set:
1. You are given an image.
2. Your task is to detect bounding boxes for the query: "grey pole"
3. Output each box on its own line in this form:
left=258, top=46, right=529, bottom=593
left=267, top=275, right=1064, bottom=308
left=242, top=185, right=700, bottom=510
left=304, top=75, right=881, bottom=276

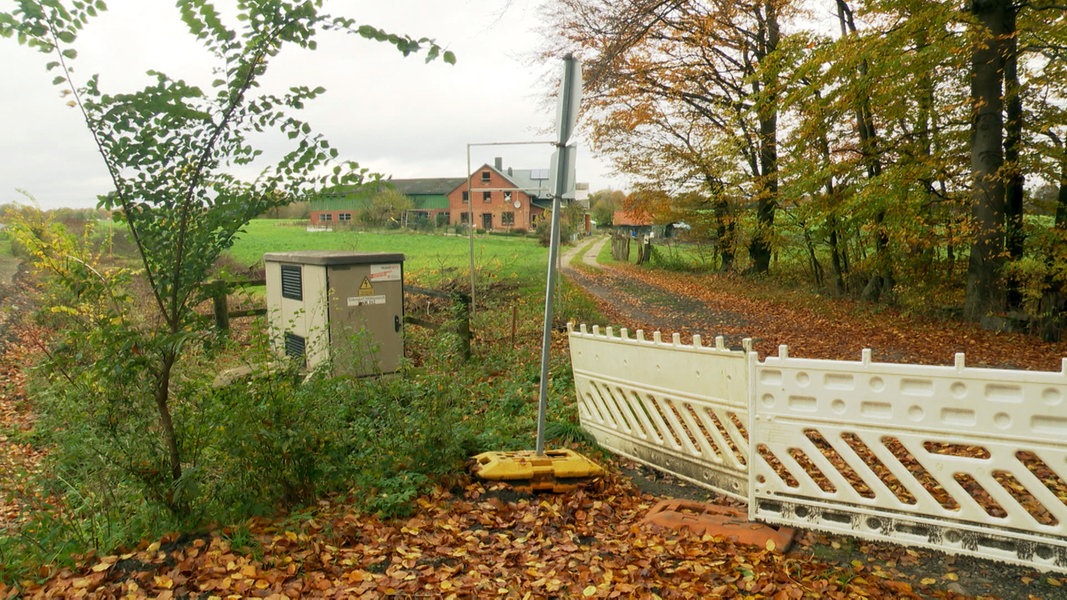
left=535, top=54, right=581, bottom=456
left=466, top=145, right=475, bottom=318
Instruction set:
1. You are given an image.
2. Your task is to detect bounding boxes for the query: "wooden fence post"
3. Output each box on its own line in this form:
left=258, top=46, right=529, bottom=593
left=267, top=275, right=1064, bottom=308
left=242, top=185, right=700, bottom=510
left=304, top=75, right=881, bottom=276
left=452, top=291, right=472, bottom=361
left=612, top=233, right=631, bottom=262
left=208, top=278, right=267, bottom=334
left=403, top=284, right=473, bottom=362
left=211, top=283, right=230, bottom=330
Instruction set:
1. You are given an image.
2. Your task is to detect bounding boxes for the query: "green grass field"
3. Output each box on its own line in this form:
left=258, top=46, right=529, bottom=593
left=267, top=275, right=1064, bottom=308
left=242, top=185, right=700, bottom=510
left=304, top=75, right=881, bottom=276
left=226, top=220, right=551, bottom=289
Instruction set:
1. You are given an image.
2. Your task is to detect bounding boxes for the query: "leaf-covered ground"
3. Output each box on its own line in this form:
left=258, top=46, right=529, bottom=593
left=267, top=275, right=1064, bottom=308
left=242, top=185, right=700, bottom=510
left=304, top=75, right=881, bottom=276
left=0, top=474, right=976, bottom=600
left=0, top=272, right=46, bottom=534
left=563, top=242, right=1067, bottom=371
left=3, top=238, right=1067, bottom=598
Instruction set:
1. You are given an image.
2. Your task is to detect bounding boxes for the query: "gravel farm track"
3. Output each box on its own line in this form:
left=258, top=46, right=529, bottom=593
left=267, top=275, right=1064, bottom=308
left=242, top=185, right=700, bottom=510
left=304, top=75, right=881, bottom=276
left=558, top=235, right=1067, bottom=600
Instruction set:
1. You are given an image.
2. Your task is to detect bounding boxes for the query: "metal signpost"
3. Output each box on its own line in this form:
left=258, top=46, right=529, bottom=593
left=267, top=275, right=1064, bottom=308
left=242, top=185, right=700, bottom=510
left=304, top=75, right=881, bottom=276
left=471, top=55, right=603, bottom=491
left=535, top=54, right=581, bottom=456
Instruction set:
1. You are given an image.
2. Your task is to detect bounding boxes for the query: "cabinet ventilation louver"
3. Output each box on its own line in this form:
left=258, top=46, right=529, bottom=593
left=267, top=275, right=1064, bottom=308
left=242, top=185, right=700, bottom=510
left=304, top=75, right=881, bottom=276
left=280, top=265, right=302, bottom=300
left=283, top=332, right=306, bottom=360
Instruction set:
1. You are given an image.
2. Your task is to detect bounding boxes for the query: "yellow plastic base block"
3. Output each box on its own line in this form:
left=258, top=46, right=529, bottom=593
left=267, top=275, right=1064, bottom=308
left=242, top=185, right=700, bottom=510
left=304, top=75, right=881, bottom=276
left=472, top=448, right=605, bottom=492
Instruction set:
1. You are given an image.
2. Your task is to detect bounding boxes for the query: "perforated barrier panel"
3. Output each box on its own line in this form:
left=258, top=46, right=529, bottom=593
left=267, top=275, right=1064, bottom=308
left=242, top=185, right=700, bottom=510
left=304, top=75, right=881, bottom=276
left=752, top=346, right=1067, bottom=572
left=568, top=324, right=752, bottom=500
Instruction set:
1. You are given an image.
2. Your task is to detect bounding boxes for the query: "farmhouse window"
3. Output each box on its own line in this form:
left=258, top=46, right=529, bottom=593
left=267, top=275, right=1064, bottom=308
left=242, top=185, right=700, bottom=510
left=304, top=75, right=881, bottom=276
left=483, top=191, right=492, bottom=203
left=338, top=212, right=351, bottom=221
left=461, top=212, right=470, bottom=224
left=462, top=191, right=469, bottom=203
left=481, top=170, right=491, bottom=182
left=504, top=191, right=512, bottom=202
left=502, top=211, right=515, bottom=226
left=322, top=213, right=333, bottom=221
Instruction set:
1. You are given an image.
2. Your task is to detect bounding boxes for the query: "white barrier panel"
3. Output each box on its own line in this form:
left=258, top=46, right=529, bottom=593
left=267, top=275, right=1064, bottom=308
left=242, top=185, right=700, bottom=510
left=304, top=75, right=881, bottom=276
left=752, top=346, right=1067, bottom=572
left=567, top=323, right=752, bottom=500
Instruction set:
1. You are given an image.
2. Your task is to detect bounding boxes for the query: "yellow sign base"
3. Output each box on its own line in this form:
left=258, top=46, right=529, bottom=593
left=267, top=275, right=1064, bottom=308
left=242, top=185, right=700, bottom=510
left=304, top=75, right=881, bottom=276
left=471, top=448, right=605, bottom=492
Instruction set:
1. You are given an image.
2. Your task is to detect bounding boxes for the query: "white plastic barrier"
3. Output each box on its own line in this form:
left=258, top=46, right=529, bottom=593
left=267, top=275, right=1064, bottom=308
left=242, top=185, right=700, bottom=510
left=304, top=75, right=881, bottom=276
left=752, top=346, right=1067, bottom=572
left=568, top=324, right=752, bottom=500
left=567, top=325, right=1067, bottom=573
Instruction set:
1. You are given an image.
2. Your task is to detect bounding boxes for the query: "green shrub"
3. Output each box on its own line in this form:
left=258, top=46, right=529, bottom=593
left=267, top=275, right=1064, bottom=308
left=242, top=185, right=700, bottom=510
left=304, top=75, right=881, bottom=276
left=4, top=219, right=603, bottom=584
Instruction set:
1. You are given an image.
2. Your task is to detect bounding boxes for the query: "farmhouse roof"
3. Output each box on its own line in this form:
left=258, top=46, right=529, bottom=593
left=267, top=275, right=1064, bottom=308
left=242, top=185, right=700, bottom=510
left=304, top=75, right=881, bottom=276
left=502, top=168, right=552, bottom=198
left=613, top=210, right=653, bottom=226
left=457, top=162, right=553, bottom=199
left=388, top=178, right=466, bottom=196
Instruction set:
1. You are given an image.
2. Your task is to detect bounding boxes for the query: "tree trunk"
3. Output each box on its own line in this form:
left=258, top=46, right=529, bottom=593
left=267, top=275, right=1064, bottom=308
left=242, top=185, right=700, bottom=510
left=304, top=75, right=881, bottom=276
left=1003, top=5, right=1025, bottom=310
left=811, top=81, right=847, bottom=295
left=837, top=0, right=891, bottom=301
left=803, top=225, right=824, bottom=286
left=155, top=349, right=183, bottom=495
left=1037, top=153, right=1067, bottom=342
left=708, top=181, right=734, bottom=270
left=747, top=1, right=779, bottom=274
left=1058, top=160, right=1067, bottom=230
left=964, top=0, right=1011, bottom=321
left=827, top=218, right=847, bottom=296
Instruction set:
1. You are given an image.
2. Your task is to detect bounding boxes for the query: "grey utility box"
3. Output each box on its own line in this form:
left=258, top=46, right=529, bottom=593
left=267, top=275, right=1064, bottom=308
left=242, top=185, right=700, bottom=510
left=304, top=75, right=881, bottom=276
left=264, top=251, right=405, bottom=377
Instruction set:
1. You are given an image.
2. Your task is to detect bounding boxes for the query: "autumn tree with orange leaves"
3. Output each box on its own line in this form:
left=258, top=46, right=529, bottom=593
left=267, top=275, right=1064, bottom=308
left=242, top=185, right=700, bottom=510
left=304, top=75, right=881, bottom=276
left=545, top=0, right=1067, bottom=334
left=543, top=0, right=786, bottom=274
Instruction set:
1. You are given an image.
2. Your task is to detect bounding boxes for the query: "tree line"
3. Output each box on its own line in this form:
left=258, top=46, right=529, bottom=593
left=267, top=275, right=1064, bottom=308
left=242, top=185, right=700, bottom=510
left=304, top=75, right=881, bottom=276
left=545, top=0, right=1067, bottom=335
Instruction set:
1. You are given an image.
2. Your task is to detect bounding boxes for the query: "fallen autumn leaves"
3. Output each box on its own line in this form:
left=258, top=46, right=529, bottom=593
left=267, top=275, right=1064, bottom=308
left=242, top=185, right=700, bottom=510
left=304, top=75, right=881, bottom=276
left=565, top=260, right=1067, bottom=371
left=3, top=473, right=933, bottom=599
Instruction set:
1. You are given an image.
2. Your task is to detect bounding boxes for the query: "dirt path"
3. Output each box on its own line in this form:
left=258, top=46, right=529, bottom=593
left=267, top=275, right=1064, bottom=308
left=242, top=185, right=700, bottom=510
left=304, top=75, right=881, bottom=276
left=562, top=234, right=609, bottom=269
left=556, top=236, right=1067, bottom=600
left=0, top=267, right=45, bottom=533
left=561, top=238, right=758, bottom=349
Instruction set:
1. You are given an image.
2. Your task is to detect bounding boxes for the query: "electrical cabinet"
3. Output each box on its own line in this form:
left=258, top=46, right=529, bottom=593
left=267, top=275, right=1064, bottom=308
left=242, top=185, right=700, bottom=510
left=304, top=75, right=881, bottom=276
left=264, top=251, right=405, bottom=377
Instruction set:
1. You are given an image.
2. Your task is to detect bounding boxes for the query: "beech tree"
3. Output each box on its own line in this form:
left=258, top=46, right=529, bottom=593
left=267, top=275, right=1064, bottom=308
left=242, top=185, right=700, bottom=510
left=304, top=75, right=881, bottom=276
left=545, top=0, right=789, bottom=273
left=553, top=0, right=1066, bottom=329
left=780, top=0, right=971, bottom=300
left=589, top=189, right=624, bottom=228
left=961, top=0, right=1067, bottom=321
left=965, top=0, right=1014, bottom=320
left=1, top=0, right=452, bottom=512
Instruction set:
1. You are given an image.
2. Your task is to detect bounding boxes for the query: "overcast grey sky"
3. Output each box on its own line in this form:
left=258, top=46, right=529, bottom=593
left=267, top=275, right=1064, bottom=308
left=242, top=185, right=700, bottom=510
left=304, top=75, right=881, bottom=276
left=2, top=0, right=625, bottom=210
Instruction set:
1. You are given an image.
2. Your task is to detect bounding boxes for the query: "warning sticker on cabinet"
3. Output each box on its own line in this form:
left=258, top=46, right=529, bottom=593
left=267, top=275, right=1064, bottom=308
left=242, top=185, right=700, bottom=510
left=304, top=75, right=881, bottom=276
left=369, top=264, right=402, bottom=282
left=347, top=295, right=386, bottom=306
left=359, top=277, right=374, bottom=296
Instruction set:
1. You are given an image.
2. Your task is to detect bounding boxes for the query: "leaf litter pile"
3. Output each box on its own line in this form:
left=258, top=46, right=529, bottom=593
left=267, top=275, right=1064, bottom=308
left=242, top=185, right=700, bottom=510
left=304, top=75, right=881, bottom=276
left=564, top=258, right=1067, bottom=371
left=3, top=472, right=954, bottom=599
left=4, top=247, right=1067, bottom=598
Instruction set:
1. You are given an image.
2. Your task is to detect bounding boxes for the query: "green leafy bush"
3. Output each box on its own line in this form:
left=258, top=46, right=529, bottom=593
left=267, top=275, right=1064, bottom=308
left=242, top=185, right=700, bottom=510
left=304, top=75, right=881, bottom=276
left=2, top=212, right=598, bottom=584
